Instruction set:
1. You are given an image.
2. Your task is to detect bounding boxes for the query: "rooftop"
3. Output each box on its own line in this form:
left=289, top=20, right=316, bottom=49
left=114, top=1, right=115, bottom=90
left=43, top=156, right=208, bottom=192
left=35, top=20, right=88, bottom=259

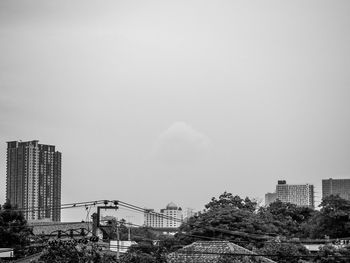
left=167, top=241, right=276, bottom=263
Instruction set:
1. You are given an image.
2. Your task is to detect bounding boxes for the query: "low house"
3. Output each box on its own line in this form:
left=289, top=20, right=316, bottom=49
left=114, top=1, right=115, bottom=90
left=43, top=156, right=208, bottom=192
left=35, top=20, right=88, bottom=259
left=110, top=240, right=138, bottom=253
left=0, top=248, right=14, bottom=258
left=29, top=221, right=93, bottom=237
left=167, top=241, right=276, bottom=263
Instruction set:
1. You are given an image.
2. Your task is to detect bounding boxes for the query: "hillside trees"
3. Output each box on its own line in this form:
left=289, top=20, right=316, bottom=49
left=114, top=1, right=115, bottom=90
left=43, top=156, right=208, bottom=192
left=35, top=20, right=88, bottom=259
left=178, top=194, right=275, bottom=249
left=177, top=192, right=314, bottom=261
left=177, top=192, right=350, bottom=262
left=257, top=241, right=310, bottom=263
left=258, top=200, right=315, bottom=238
left=304, top=195, right=350, bottom=239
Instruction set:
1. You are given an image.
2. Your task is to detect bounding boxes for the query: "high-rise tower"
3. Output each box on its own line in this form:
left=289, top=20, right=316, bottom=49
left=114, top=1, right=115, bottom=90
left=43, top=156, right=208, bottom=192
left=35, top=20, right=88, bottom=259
left=6, top=140, right=62, bottom=221
left=322, top=178, right=350, bottom=201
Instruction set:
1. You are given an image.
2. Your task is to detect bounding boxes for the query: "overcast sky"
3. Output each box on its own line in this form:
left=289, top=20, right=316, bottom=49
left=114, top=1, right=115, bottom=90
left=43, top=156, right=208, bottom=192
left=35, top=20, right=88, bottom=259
left=1, top=0, right=350, bottom=222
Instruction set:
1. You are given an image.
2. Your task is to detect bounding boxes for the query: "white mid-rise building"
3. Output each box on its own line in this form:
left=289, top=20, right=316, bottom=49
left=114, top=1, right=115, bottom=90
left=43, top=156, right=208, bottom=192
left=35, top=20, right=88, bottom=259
left=276, top=180, right=314, bottom=208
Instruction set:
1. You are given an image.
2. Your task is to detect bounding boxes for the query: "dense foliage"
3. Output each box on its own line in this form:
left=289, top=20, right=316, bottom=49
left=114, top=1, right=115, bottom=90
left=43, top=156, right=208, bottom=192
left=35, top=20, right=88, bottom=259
left=305, top=195, right=350, bottom=239
left=0, top=201, right=32, bottom=257
left=33, top=240, right=119, bottom=263
left=259, top=199, right=315, bottom=238
left=316, top=244, right=350, bottom=263
left=176, top=193, right=350, bottom=262
left=4, top=193, right=350, bottom=262
left=119, top=241, right=167, bottom=263
left=257, top=241, right=310, bottom=263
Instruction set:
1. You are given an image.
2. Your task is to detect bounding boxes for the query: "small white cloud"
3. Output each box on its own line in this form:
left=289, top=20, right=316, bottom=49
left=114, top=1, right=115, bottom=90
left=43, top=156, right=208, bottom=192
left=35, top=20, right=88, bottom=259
left=152, top=122, right=211, bottom=164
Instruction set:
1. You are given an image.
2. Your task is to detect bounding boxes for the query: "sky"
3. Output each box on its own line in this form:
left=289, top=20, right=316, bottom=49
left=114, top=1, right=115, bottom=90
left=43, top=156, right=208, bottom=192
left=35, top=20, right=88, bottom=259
left=1, top=0, right=350, bottom=222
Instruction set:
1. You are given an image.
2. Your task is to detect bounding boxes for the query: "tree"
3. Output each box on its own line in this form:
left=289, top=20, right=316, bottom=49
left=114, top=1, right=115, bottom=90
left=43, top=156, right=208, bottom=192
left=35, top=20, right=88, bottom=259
left=314, top=244, right=350, bottom=263
left=33, top=239, right=118, bottom=263
left=306, top=195, right=350, bottom=238
left=257, top=241, right=309, bottom=263
left=178, top=193, right=274, bottom=249
left=120, top=241, right=167, bottom=263
left=258, top=200, right=315, bottom=238
left=265, top=200, right=314, bottom=223
left=205, top=192, right=258, bottom=212
left=0, top=201, right=32, bottom=257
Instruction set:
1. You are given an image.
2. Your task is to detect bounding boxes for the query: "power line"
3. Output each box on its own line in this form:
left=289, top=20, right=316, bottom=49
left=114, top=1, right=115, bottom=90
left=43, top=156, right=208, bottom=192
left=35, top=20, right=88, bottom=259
left=4, top=200, right=106, bottom=213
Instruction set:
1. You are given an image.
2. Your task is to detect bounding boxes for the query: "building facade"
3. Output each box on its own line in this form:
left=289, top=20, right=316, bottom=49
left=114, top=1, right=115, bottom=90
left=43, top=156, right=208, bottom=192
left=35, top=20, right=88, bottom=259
left=144, top=209, right=164, bottom=228
left=322, top=178, right=350, bottom=201
left=6, top=140, right=62, bottom=221
left=144, top=202, right=183, bottom=228
left=276, top=180, right=314, bottom=208
left=183, top=208, right=196, bottom=222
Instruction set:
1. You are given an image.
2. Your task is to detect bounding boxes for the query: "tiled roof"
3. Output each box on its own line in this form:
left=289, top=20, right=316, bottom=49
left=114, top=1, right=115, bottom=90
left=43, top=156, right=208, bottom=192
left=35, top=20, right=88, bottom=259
left=167, top=241, right=276, bottom=263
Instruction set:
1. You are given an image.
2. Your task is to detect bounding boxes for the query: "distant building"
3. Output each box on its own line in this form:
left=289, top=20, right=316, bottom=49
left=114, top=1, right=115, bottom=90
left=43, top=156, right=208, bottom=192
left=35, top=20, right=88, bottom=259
left=144, top=209, right=164, bottom=228
left=6, top=140, right=62, bottom=221
left=144, top=202, right=183, bottom=228
left=183, top=208, right=196, bottom=222
left=0, top=248, right=14, bottom=258
left=276, top=180, right=314, bottom=208
left=265, top=192, right=277, bottom=206
left=161, top=202, right=183, bottom=228
left=322, top=178, right=350, bottom=201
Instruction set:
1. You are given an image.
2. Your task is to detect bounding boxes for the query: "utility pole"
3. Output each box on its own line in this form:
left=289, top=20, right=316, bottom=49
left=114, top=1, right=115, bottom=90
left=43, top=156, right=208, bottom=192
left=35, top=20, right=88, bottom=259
left=95, top=202, right=120, bottom=258
left=125, top=215, right=134, bottom=241
left=116, top=222, right=120, bottom=260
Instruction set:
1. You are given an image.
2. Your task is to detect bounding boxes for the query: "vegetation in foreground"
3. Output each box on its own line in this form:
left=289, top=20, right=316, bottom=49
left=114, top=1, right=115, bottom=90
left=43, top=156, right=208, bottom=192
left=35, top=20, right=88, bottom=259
left=2, top=193, right=350, bottom=262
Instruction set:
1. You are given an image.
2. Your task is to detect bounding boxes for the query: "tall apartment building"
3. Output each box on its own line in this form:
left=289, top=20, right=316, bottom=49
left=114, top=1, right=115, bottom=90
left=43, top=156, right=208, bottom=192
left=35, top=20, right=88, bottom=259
left=322, top=178, right=350, bottom=201
left=144, top=202, right=183, bottom=228
left=276, top=180, right=314, bottom=208
left=6, top=140, right=62, bottom=221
